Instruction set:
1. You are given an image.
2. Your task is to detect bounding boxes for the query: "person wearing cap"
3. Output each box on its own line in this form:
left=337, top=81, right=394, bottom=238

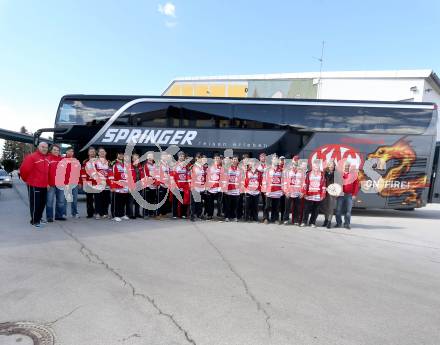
left=335, top=162, right=360, bottom=229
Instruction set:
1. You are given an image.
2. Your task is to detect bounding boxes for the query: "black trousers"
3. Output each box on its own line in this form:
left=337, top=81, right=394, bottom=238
left=263, top=197, right=281, bottom=222
left=224, top=194, right=239, bottom=219
left=145, top=188, right=158, bottom=217
left=205, top=192, right=220, bottom=217
left=28, top=186, right=47, bottom=225
left=219, top=192, right=225, bottom=217
left=190, top=192, right=204, bottom=219
left=283, top=197, right=302, bottom=223
left=303, top=200, right=321, bottom=225
left=279, top=195, right=286, bottom=218
left=95, top=190, right=110, bottom=216
left=245, top=193, right=260, bottom=221
left=172, top=190, right=188, bottom=218
left=158, top=186, right=169, bottom=216
left=114, top=193, right=129, bottom=218
left=237, top=193, right=244, bottom=219
left=128, top=190, right=143, bottom=218
left=85, top=193, right=95, bottom=217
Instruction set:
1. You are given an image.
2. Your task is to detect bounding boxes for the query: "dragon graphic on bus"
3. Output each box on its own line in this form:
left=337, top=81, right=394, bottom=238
left=360, top=139, right=428, bottom=206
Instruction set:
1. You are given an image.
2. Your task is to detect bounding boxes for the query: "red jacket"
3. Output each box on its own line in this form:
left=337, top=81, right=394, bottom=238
left=171, top=162, right=190, bottom=191
left=303, top=170, right=326, bottom=201
left=20, top=151, right=49, bottom=188
left=47, top=153, right=62, bottom=187
left=109, top=160, right=129, bottom=193
left=342, top=172, right=360, bottom=196
left=127, top=163, right=145, bottom=190
left=81, top=158, right=97, bottom=187
left=244, top=169, right=262, bottom=194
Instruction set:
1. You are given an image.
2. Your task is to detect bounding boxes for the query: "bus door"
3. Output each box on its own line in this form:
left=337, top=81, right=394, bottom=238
left=429, top=143, right=440, bottom=203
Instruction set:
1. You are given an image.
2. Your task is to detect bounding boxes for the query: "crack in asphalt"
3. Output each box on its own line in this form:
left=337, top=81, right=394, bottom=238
left=46, top=305, right=82, bottom=326
left=119, top=333, right=141, bottom=342
left=192, top=222, right=273, bottom=338
left=13, top=186, right=197, bottom=345
left=58, top=223, right=197, bottom=345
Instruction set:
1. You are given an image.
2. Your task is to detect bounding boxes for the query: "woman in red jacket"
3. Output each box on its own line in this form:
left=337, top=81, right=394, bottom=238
left=20, top=142, right=49, bottom=228
left=301, top=160, right=326, bottom=228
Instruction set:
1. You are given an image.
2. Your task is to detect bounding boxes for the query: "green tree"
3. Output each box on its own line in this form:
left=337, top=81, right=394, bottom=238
left=1, top=126, right=33, bottom=170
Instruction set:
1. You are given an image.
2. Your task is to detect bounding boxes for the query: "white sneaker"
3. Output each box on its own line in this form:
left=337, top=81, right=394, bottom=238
left=73, top=214, right=80, bottom=219
left=113, top=217, right=122, bottom=222
left=300, top=223, right=306, bottom=227
left=234, top=218, right=238, bottom=222
left=311, top=224, right=316, bottom=228
left=95, top=215, right=101, bottom=220
left=283, top=221, right=289, bottom=225
left=121, top=215, right=129, bottom=220
left=225, top=218, right=230, bottom=222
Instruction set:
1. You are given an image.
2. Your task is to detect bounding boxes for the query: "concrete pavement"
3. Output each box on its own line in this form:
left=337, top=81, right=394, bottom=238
left=1, top=179, right=440, bottom=345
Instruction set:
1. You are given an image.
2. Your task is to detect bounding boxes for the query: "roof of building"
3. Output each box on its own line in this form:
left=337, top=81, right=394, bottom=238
left=164, top=69, right=440, bottom=93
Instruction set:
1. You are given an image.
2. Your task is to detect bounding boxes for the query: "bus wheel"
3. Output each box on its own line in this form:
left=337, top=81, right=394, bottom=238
left=395, top=208, right=415, bottom=211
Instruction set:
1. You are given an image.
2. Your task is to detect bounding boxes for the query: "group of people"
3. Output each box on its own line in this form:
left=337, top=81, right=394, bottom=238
left=20, top=142, right=360, bottom=230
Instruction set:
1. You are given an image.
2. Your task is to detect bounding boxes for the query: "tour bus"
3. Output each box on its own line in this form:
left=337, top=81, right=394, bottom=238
left=35, top=95, right=440, bottom=210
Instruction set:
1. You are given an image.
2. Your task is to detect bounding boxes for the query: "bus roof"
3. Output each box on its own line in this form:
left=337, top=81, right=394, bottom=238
left=59, top=94, right=436, bottom=110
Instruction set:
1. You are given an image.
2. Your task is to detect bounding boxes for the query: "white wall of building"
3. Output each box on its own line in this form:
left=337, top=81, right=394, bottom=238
left=319, top=78, right=426, bottom=102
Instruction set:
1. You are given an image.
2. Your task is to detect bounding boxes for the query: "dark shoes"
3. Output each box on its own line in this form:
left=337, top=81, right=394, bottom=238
left=55, top=217, right=66, bottom=221
left=334, top=224, right=342, bottom=228
left=322, top=220, right=328, bottom=227
left=344, top=224, right=351, bottom=230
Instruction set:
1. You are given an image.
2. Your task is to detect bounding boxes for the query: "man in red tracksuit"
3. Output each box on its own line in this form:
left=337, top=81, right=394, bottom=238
left=20, top=142, right=50, bottom=228
left=205, top=154, right=223, bottom=220
left=335, top=162, right=360, bottom=229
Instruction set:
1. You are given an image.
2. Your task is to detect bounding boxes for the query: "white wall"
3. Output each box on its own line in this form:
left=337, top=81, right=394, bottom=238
left=319, top=78, right=426, bottom=102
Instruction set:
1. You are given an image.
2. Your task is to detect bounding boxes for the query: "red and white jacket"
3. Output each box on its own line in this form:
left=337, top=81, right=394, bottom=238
left=244, top=169, right=262, bottom=195
left=93, top=158, right=112, bottom=191
left=223, top=165, right=242, bottom=196
left=190, top=163, right=206, bottom=192
left=303, top=170, right=326, bottom=201
left=109, top=160, right=129, bottom=193
left=283, top=167, right=306, bottom=198
left=264, top=166, right=284, bottom=198
left=81, top=158, right=98, bottom=190
left=127, top=163, right=145, bottom=191
left=171, top=162, right=190, bottom=191
left=47, top=153, right=62, bottom=187
left=144, top=160, right=160, bottom=189
left=158, top=161, right=171, bottom=188
left=206, top=163, right=223, bottom=193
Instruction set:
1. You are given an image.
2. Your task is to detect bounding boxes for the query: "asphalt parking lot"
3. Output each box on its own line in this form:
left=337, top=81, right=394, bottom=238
left=1, top=179, right=440, bottom=345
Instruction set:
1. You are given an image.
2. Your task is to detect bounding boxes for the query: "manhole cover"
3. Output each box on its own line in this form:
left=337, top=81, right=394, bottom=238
left=0, top=323, right=55, bottom=345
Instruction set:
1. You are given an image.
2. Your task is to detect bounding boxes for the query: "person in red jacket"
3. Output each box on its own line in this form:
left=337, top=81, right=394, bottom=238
left=222, top=155, right=242, bottom=222
left=283, top=156, right=306, bottom=225
left=205, top=154, right=223, bottom=220
left=301, top=160, right=326, bottom=228
left=109, top=150, right=130, bottom=222
left=335, top=162, right=360, bottom=229
left=81, top=146, right=97, bottom=218
left=189, top=153, right=206, bottom=221
left=143, top=152, right=159, bottom=218
left=93, top=147, right=112, bottom=219
left=127, top=152, right=145, bottom=219
left=263, top=157, right=284, bottom=224
left=20, top=142, right=49, bottom=228
left=59, top=147, right=81, bottom=218
left=171, top=151, right=190, bottom=219
left=244, top=159, right=262, bottom=222
left=45, top=144, right=66, bottom=222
